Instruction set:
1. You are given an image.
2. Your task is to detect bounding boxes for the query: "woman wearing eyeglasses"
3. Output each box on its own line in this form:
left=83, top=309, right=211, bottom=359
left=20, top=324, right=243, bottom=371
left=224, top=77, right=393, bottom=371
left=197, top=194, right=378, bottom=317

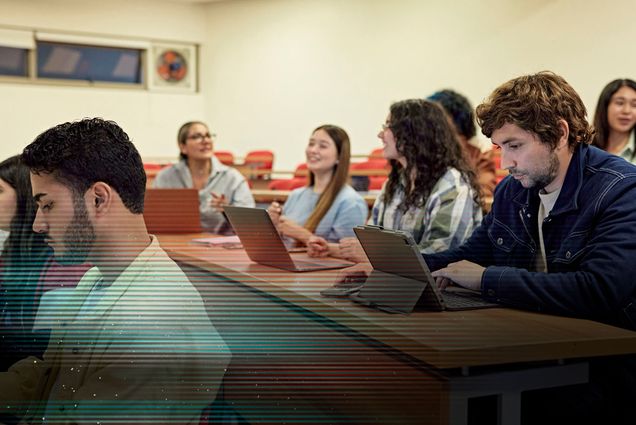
left=309, top=99, right=482, bottom=264
left=153, top=121, right=255, bottom=233
left=591, top=79, right=636, bottom=163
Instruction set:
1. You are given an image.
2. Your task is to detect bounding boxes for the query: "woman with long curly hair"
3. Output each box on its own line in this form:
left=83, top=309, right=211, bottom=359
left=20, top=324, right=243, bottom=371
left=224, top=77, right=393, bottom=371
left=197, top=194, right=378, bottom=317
left=309, top=99, right=482, bottom=261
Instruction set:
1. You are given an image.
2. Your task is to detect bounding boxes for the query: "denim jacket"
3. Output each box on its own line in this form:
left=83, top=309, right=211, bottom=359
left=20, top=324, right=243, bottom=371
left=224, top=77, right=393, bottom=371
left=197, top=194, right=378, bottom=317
left=425, top=144, right=636, bottom=330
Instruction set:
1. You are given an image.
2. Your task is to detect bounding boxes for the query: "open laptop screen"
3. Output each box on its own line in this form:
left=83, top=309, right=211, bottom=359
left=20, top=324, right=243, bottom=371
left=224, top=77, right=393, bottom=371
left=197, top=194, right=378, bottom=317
left=144, top=188, right=201, bottom=234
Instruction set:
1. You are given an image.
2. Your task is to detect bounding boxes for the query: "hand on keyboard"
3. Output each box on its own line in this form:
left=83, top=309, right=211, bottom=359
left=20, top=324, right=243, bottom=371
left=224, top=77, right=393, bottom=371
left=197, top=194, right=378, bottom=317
left=335, top=262, right=372, bottom=284
left=320, top=280, right=365, bottom=297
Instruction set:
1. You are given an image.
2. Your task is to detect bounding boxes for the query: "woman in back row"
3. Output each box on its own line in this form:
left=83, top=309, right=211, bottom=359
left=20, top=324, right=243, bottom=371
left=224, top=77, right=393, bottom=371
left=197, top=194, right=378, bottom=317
left=592, top=79, right=636, bottom=163
left=308, top=99, right=483, bottom=263
left=153, top=121, right=255, bottom=233
left=267, top=125, right=367, bottom=247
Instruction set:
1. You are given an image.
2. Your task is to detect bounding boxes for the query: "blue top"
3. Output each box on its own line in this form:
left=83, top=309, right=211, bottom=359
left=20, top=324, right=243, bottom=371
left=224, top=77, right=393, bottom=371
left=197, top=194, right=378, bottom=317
left=282, top=185, right=367, bottom=242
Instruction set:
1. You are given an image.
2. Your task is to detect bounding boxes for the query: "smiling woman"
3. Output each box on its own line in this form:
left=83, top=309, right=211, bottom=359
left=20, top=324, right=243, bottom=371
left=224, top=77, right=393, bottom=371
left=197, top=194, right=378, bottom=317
left=592, top=79, right=636, bottom=163
left=267, top=125, right=367, bottom=248
left=322, top=99, right=484, bottom=267
left=152, top=120, right=255, bottom=233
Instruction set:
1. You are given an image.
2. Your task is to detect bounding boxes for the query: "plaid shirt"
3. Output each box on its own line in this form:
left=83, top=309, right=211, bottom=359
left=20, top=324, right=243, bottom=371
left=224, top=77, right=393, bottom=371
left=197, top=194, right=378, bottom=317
left=369, top=168, right=482, bottom=253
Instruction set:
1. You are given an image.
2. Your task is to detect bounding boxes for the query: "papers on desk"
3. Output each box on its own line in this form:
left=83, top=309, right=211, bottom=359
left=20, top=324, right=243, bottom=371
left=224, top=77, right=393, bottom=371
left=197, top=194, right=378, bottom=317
left=191, top=235, right=243, bottom=249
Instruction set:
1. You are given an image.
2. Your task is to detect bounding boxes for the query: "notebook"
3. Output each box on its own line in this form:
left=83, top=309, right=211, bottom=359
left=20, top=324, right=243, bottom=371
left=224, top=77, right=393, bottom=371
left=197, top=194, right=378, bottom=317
left=347, top=225, right=498, bottom=313
left=143, top=188, right=201, bottom=234
left=223, top=206, right=352, bottom=272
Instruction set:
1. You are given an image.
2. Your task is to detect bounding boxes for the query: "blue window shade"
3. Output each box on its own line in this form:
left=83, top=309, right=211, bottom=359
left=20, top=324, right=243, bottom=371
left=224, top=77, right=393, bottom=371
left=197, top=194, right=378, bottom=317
left=36, top=41, right=142, bottom=84
left=0, top=46, right=28, bottom=77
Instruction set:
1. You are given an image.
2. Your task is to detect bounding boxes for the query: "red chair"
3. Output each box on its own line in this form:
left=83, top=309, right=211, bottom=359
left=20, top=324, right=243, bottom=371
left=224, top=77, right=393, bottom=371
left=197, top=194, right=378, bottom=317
left=492, top=149, right=506, bottom=184
left=243, top=150, right=274, bottom=179
left=267, top=163, right=308, bottom=190
left=143, top=163, right=169, bottom=188
left=349, top=160, right=389, bottom=191
left=369, top=147, right=385, bottom=160
left=268, top=177, right=307, bottom=190
left=350, top=159, right=389, bottom=173
left=368, top=176, right=387, bottom=190
left=143, top=163, right=164, bottom=171
left=293, top=162, right=308, bottom=177
left=214, top=150, right=235, bottom=166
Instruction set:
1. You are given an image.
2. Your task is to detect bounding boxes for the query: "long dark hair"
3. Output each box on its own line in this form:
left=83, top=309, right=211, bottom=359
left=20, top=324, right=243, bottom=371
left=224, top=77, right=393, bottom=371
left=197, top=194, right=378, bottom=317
left=592, top=79, right=636, bottom=150
left=305, top=125, right=351, bottom=233
left=0, top=156, right=50, bottom=332
left=384, top=99, right=481, bottom=211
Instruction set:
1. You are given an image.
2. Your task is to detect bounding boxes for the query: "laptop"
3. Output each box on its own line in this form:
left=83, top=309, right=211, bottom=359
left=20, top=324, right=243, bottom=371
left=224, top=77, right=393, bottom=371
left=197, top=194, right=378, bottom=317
left=143, top=188, right=201, bottom=233
left=223, top=206, right=352, bottom=272
left=343, top=225, right=498, bottom=313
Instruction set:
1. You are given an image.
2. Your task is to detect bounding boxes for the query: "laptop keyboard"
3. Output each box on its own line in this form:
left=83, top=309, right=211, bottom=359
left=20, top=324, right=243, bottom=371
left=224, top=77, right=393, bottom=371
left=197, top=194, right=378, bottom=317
left=296, top=259, right=333, bottom=268
left=441, top=290, right=498, bottom=310
left=295, top=259, right=351, bottom=271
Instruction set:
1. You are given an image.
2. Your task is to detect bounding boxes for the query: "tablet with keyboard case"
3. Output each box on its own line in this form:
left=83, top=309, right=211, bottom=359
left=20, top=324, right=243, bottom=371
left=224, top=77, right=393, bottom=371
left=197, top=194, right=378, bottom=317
left=350, top=225, right=498, bottom=313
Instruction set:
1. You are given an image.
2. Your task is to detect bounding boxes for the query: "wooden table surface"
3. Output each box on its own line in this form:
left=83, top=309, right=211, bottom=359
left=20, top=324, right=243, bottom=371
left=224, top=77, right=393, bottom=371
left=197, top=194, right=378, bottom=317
left=158, top=233, right=636, bottom=371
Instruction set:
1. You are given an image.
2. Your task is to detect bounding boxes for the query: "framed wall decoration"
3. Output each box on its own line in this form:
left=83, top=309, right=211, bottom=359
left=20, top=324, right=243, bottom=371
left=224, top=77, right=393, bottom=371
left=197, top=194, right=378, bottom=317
left=148, top=43, right=197, bottom=93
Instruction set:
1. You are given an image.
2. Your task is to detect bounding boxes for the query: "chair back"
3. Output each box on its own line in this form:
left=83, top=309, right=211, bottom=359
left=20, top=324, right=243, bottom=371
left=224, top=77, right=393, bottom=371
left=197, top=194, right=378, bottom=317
left=214, top=150, right=235, bottom=166
left=244, top=150, right=274, bottom=179
left=369, top=148, right=384, bottom=160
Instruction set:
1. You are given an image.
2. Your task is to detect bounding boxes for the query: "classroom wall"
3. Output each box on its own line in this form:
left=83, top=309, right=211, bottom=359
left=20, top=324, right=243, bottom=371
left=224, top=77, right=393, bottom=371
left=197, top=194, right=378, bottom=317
left=0, top=0, right=634, bottom=171
left=0, top=0, right=208, bottom=161
left=202, top=0, right=636, bottom=171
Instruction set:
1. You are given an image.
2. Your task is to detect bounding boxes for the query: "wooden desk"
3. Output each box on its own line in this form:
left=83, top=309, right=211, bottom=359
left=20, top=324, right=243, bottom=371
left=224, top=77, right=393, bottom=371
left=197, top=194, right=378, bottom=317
left=158, top=234, right=636, bottom=424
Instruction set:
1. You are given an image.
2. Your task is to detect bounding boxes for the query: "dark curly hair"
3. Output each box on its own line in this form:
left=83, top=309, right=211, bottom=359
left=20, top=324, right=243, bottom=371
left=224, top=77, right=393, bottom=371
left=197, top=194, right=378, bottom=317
left=21, top=118, right=146, bottom=214
left=384, top=99, right=481, bottom=211
left=427, top=89, right=477, bottom=139
left=592, top=78, right=636, bottom=151
left=476, top=71, right=594, bottom=150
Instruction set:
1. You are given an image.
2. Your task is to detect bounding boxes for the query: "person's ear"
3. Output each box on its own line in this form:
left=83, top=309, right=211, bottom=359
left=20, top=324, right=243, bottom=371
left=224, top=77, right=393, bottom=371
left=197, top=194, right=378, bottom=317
left=90, top=182, right=112, bottom=214
left=557, top=119, right=570, bottom=150
left=178, top=142, right=188, bottom=155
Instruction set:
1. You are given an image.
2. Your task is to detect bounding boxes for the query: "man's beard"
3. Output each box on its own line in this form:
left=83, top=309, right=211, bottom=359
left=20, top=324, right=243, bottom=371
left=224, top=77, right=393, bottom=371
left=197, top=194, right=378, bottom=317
left=57, top=195, right=96, bottom=266
left=532, top=150, right=560, bottom=190
left=510, top=150, right=560, bottom=190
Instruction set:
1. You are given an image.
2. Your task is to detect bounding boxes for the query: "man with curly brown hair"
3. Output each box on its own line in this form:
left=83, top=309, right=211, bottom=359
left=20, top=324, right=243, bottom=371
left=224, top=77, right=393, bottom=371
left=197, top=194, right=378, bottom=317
left=427, top=71, right=636, bottom=424
left=429, top=71, right=636, bottom=328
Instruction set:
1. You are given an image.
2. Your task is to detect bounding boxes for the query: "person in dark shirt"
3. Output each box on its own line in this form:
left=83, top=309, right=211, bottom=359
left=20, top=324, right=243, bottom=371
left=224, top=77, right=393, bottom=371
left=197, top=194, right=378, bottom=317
left=0, top=155, right=51, bottom=370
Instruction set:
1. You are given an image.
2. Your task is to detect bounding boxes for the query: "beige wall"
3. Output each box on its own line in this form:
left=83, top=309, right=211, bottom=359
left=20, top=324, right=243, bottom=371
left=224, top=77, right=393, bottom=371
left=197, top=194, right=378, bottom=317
left=202, top=0, right=635, bottom=171
left=0, top=0, right=634, bottom=171
left=0, top=0, right=208, bottom=161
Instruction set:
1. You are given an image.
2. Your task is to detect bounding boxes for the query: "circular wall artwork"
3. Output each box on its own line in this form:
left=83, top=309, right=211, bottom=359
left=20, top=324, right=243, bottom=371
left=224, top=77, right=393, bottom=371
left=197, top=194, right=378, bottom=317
left=156, top=50, right=188, bottom=83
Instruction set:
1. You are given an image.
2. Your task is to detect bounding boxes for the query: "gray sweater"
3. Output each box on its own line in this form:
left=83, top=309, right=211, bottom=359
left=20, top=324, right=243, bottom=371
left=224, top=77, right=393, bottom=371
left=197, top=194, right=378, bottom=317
left=152, top=156, right=255, bottom=233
